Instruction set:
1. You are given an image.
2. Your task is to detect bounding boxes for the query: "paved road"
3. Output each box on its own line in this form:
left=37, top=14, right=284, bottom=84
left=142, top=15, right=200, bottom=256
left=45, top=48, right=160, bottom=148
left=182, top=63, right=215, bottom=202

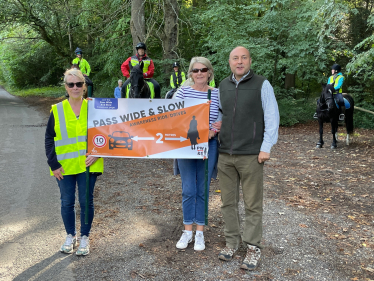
left=0, top=88, right=75, bottom=281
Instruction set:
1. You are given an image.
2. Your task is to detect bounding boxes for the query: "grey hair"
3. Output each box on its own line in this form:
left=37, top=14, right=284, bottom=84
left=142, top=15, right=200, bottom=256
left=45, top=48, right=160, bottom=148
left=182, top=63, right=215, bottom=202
left=118, top=79, right=123, bottom=84
left=63, top=68, right=85, bottom=84
left=183, top=57, right=214, bottom=87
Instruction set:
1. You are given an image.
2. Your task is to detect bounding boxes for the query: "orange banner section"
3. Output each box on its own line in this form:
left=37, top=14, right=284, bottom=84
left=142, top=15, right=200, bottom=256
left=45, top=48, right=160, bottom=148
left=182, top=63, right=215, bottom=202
left=87, top=101, right=210, bottom=158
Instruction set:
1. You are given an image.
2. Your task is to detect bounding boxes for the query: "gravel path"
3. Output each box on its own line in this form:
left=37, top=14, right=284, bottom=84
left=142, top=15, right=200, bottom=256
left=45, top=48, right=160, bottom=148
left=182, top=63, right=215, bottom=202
left=71, top=122, right=374, bottom=281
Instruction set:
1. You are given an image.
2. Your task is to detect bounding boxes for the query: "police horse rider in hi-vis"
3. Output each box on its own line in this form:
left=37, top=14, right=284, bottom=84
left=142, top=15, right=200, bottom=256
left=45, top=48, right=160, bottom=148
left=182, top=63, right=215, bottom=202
left=170, top=62, right=186, bottom=89
left=329, top=64, right=345, bottom=121
left=72, top=47, right=91, bottom=77
left=165, top=62, right=186, bottom=99
left=121, top=42, right=161, bottom=98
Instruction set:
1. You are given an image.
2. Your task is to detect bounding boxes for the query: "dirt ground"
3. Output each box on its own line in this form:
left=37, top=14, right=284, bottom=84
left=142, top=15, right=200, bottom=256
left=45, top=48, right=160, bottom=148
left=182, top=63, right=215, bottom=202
left=23, top=96, right=374, bottom=280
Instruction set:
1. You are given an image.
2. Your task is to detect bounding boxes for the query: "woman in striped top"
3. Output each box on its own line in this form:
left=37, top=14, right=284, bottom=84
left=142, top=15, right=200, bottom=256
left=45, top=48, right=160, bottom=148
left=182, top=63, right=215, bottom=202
left=174, top=57, right=221, bottom=251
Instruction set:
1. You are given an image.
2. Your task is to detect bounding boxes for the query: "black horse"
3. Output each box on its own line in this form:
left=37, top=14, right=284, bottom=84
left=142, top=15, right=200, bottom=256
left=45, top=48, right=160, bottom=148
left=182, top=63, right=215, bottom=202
left=316, top=84, right=354, bottom=149
left=121, top=61, right=152, bottom=98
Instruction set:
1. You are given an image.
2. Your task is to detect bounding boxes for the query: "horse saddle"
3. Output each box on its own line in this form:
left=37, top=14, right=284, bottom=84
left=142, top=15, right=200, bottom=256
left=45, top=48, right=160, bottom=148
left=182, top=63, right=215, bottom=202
left=334, top=97, right=351, bottom=109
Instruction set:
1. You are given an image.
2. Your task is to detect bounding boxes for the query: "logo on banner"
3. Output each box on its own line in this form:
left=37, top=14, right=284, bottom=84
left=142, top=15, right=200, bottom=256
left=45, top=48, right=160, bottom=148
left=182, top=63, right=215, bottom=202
left=93, top=134, right=107, bottom=148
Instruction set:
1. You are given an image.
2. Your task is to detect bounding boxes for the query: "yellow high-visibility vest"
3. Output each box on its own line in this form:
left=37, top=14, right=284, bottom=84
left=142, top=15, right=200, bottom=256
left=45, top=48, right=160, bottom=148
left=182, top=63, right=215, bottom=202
left=50, top=99, right=104, bottom=176
left=170, top=71, right=186, bottom=88
left=125, top=81, right=155, bottom=98
left=130, top=56, right=151, bottom=73
left=72, top=58, right=91, bottom=76
left=328, top=75, right=343, bottom=94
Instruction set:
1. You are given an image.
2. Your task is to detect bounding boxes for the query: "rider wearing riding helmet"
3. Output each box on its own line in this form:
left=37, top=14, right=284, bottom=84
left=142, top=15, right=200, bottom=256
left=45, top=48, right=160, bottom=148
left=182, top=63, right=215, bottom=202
left=121, top=42, right=160, bottom=98
left=170, top=62, right=186, bottom=89
left=328, top=64, right=345, bottom=120
left=72, top=48, right=91, bottom=77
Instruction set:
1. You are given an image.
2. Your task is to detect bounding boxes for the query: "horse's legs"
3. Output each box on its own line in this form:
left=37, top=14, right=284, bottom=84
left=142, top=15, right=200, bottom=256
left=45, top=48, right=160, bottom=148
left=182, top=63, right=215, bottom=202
left=316, top=119, right=324, bottom=148
left=331, top=118, right=338, bottom=149
left=346, top=134, right=350, bottom=145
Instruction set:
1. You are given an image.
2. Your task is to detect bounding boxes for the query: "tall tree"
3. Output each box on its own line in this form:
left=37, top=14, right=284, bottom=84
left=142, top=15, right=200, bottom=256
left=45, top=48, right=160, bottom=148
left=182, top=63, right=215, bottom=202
left=0, top=0, right=83, bottom=60
left=130, top=0, right=146, bottom=51
left=159, top=0, right=179, bottom=61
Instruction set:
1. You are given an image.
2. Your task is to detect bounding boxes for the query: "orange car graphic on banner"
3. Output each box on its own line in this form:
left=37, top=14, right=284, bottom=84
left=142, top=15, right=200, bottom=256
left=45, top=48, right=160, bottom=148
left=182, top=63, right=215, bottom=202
left=87, top=98, right=210, bottom=158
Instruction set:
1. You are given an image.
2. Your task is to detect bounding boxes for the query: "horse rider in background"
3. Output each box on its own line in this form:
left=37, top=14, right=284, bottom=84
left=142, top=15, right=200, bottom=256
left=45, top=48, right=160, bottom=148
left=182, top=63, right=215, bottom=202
left=170, top=62, right=186, bottom=89
left=329, top=64, right=345, bottom=121
left=121, top=42, right=161, bottom=98
left=72, top=48, right=91, bottom=77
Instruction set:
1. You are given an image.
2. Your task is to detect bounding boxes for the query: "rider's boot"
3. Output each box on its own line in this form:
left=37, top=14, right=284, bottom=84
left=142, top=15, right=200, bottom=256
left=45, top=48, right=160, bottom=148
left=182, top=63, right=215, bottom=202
left=339, top=105, right=346, bottom=121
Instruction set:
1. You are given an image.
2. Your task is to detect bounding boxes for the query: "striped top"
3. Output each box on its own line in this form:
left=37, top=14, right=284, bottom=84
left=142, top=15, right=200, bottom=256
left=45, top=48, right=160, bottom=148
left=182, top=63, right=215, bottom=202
left=175, top=86, right=221, bottom=128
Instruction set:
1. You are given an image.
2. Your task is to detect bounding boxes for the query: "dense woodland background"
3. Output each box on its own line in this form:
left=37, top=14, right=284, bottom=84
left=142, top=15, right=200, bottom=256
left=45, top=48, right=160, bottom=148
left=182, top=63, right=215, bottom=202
left=1, top=0, right=374, bottom=128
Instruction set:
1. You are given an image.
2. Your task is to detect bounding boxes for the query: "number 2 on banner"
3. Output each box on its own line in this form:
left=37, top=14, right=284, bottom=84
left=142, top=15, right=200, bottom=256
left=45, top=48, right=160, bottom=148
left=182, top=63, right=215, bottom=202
left=93, top=134, right=107, bottom=148
left=156, top=133, right=163, bottom=143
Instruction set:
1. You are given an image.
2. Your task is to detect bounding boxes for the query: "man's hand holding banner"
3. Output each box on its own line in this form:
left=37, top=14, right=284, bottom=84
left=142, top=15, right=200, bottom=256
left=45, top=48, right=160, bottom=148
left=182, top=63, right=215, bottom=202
left=87, top=98, right=210, bottom=159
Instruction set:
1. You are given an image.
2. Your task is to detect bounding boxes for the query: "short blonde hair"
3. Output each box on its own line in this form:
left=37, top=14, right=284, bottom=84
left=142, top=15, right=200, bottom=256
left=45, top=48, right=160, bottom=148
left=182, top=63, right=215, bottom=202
left=64, top=69, right=86, bottom=97
left=184, top=57, right=214, bottom=87
left=63, top=68, right=85, bottom=84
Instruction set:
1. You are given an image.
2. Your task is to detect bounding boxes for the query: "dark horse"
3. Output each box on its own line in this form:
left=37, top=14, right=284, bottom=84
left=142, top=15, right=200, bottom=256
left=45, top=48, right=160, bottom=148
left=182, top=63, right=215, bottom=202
left=316, top=84, right=354, bottom=149
left=121, top=61, right=152, bottom=98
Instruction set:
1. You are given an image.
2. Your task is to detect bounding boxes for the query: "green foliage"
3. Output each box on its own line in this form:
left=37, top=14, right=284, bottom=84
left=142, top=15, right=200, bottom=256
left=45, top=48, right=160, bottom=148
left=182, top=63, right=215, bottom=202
left=1, top=0, right=374, bottom=129
left=353, top=101, right=374, bottom=129
left=348, top=85, right=374, bottom=129
left=275, top=87, right=315, bottom=126
left=10, top=86, right=65, bottom=98
left=0, top=28, right=66, bottom=88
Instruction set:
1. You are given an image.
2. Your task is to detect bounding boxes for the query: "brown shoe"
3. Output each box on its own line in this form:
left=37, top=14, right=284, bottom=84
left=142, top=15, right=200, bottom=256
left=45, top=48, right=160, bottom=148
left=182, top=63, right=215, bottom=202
left=240, top=245, right=261, bottom=270
left=218, top=246, right=238, bottom=261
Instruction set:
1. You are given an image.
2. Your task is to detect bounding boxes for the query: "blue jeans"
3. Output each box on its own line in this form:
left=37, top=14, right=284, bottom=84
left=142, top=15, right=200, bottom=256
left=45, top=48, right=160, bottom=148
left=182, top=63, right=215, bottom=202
left=177, top=138, right=218, bottom=225
left=334, top=93, right=344, bottom=107
left=56, top=172, right=98, bottom=237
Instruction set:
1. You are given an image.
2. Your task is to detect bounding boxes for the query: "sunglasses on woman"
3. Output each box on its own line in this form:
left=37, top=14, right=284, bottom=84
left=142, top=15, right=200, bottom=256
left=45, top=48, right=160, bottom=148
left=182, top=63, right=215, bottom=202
left=191, top=68, right=209, bottom=73
left=65, top=82, right=84, bottom=88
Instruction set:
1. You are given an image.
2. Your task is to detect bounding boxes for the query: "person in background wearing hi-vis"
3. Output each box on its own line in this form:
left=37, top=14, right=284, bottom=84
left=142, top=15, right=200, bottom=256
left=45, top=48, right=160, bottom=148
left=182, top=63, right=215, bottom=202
left=45, top=68, right=104, bottom=256
left=121, top=42, right=161, bottom=98
left=114, top=80, right=123, bottom=98
left=170, top=62, right=186, bottom=89
left=328, top=64, right=345, bottom=120
left=72, top=48, right=91, bottom=77
left=209, top=79, right=216, bottom=88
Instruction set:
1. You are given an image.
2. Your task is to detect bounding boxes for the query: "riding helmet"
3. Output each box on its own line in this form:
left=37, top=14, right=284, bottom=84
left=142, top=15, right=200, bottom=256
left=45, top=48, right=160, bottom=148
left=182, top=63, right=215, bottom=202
left=136, top=42, right=147, bottom=51
left=173, top=62, right=180, bottom=67
left=331, top=64, right=341, bottom=72
left=75, top=47, right=83, bottom=54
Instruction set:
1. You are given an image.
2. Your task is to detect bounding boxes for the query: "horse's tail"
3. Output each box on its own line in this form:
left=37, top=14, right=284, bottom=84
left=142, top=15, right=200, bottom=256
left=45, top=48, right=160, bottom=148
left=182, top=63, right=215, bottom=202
left=343, top=94, right=354, bottom=134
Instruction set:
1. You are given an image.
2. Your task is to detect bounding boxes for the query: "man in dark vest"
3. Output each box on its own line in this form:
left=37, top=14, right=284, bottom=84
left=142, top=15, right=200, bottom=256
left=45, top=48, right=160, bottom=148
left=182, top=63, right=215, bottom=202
left=170, top=62, right=186, bottom=89
left=216, top=46, right=279, bottom=271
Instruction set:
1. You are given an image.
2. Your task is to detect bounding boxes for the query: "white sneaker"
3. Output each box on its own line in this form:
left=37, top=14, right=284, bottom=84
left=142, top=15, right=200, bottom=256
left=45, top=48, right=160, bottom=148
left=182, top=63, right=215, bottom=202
left=176, top=230, right=192, bottom=249
left=60, top=234, right=77, bottom=254
left=194, top=233, right=205, bottom=251
left=76, top=235, right=90, bottom=256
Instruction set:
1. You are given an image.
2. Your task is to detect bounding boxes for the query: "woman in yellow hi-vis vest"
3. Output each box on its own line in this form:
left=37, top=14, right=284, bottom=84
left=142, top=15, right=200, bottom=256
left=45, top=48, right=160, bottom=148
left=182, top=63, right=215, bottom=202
left=328, top=64, right=345, bottom=120
left=45, top=69, right=104, bottom=256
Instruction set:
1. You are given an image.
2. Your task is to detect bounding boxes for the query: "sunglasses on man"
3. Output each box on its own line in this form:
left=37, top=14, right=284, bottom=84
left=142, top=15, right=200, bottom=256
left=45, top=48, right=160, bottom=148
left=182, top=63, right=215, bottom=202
left=65, top=82, right=84, bottom=88
left=191, top=68, right=209, bottom=73
left=76, top=52, right=82, bottom=55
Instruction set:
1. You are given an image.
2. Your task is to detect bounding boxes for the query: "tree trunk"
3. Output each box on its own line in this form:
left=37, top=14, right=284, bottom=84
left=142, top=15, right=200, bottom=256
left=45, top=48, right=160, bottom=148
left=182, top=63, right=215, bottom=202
left=130, top=0, right=146, bottom=52
left=284, top=73, right=295, bottom=89
left=161, top=0, right=179, bottom=61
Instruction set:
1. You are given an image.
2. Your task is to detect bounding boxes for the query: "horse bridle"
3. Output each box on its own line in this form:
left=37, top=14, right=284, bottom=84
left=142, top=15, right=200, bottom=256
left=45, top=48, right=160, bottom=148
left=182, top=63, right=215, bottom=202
left=319, top=88, right=334, bottom=111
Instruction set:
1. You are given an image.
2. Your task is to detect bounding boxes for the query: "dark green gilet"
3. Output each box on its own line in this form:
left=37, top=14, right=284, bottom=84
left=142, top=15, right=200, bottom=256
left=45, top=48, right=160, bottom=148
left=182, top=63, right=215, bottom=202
left=219, top=71, right=266, bottom=155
